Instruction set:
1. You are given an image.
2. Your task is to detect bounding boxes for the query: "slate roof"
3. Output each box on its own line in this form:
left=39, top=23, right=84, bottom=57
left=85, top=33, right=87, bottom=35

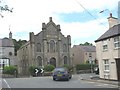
left=0, top=37, right=14, bottom=47
left=95, top=24, right=120, bottom=42
left=80, top=46, right=96, bottom=52
left=73, top=45, right=96, bottom=52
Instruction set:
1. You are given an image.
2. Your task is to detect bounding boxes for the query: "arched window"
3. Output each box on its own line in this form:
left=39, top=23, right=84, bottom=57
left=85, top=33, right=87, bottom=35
left=64, top=56, right=67, bottom=65
left=56, top=42, right=58, bottom=52
left=37, top=56, right=42, bottom=66
left=50, top=40, right=55, bottom=52
left=47, top=42, right=49, bottom=52
left=37, top=43, right=41, bottom=52
left=63, top=44, right=67, bottom=52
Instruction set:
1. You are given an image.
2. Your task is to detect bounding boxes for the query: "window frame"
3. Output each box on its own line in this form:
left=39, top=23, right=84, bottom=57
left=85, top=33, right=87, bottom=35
left=114, top=36, right=120, bottom=49
left=36, top=43, right=41, bottom=52
left=102, top=40, right=108, bottom=51
left=103, top=59, right=109, bottom=72
left=49, top=40, right=55, bottom=53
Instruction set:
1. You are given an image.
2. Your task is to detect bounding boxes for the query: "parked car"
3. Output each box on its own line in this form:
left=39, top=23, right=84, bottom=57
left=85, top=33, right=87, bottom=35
left=52, top=67, right=72, bottom=81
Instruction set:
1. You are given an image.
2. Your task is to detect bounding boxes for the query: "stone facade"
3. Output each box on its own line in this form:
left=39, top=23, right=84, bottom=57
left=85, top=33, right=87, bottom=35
left=71, top=45, right=96, bottom=65
left=17, top=17, right=71, bottom=75
left=0, top=32, right=17, bottom=70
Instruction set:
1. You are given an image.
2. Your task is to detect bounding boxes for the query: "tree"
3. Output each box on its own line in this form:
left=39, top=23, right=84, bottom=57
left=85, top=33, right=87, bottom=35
left=79, top=42, right=93, bottom=46
left=13, top=39, right=27, bottom=55
left=0, top=0, right=13, bottom=18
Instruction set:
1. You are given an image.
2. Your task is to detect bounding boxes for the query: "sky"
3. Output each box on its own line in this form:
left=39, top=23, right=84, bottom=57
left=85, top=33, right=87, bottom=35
left=0, top=0, right=119, bottom=46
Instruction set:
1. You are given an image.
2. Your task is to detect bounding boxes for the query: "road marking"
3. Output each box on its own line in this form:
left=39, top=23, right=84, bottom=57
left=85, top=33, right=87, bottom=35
left=96, top=84, right=102, bottom=86
left=95, top=83, right=118, bottom=88
left=103, top=84, right=109, bottom=86
left=79, top=76, right=83, bottom=80
left=87, top=82, right=95, bottom=83
left=90, top=76, right=92, bottom=78
left=3, top=79, right=11, bottom=89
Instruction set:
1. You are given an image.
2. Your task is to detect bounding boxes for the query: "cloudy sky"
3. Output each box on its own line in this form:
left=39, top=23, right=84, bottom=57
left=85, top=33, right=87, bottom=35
left=0, top=0, right=119, bottom=46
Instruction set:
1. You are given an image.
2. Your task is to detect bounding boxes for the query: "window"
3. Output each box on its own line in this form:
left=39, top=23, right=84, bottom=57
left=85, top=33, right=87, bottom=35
left=50, top=40, right=55, bottom=52
left=9, top=52, right=12, bottom=56
left=56, top=42, right=58, bottom=52
left=114, top=36, right=120, bottom=49
left=63, top=44, right=67, bottom=52
left=102, top=40, right=108, bottom=51
left=103, top=59, right=110, bottom=79
left=37, top=56, right=42, bottom=66
left=37, top=43, right=41, bottom=52
left=47, top=42, right=49, bottom=52
left=89, top=53, right=92, bottom=57
left=103, top=59, right=109, bottom=71
left=64, top=56, right=67, bottom=65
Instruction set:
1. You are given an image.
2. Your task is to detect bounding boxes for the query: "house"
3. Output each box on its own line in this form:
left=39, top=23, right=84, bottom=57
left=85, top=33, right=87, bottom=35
left=71, top=45, right=96, bottom=65
left=17, top=17, right=72, bottom=75
left=0, top=32, right=17, bottom=70
left=95, top=13, right=120, bottom=80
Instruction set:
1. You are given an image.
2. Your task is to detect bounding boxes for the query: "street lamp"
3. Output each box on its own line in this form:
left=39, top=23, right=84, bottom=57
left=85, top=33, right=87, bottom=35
left=99, top=9, right=110, bottom=13
left=2, top=61, right=5, bottom=71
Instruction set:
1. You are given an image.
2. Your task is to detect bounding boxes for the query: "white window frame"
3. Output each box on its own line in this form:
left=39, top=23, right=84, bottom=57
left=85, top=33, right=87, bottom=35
left=103, top=59, right=109, bottom=72
left=102, top=40, right=108, bottom=51
left=103, top=59, right=110, bottom=79
left=114, top=36, right=120, bottom=49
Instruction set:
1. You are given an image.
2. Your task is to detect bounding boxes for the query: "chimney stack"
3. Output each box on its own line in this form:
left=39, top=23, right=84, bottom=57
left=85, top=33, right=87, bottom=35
left=49, top=17, right=52, bottom=22
left=107, top=13, right=119, bottom=28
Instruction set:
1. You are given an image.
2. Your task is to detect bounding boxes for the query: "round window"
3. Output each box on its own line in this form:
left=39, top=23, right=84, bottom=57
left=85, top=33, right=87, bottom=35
left=9, top=52, right=12, bottom=56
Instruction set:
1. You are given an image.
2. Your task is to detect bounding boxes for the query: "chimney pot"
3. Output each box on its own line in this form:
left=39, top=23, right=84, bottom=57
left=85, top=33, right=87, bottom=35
left=110, top=13, right=112, bottom=17
left=49, top=17, right=52, bottom=22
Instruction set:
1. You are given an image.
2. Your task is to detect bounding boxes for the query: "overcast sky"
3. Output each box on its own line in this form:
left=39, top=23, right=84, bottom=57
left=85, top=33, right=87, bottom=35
left=0, top=0, right=119, bottom=46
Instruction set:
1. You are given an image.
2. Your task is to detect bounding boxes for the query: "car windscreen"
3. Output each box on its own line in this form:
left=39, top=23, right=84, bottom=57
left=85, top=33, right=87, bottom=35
left=54, top=68, right=66, bottom=72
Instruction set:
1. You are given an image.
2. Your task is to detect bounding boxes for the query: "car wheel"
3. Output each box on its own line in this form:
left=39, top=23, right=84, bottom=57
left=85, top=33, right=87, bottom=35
left=66, top=77, right=69, bottom=81
left=53, top=78, right=56, bottom=81
left=69, top=75, right=72, bottom=79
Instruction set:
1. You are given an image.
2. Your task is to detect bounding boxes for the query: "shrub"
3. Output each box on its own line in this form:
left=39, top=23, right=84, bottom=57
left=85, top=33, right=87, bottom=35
left=63, top=64, right=73, bottom=71
left=28, top=66, right=36, bottom=76
left=75, top=64, right=91, bottom=70
left=76, top=64, right=97, bottom=71
left=44, top=65, right=55, bottom=72
left=3, top=66, right=17, bottom=75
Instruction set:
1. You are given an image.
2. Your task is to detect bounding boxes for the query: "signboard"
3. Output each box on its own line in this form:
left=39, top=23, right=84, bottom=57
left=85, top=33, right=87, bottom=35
left=41, top=69, right=44, bottom=73
left=0, top=58, right=10, bottom=70
left=35, top=68, right=39, bottom=74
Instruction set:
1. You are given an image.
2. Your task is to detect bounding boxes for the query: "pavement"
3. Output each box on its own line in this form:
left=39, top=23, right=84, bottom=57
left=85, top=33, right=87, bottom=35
left=78, top=73, right=119, bottom=86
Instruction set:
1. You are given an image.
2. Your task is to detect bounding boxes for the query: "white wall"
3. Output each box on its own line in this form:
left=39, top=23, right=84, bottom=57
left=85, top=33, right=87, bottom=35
left=96, top=36, right=120, bottom=80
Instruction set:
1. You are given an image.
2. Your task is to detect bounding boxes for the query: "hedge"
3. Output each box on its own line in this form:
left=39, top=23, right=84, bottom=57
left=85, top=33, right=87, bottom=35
left=75, top=64, right=96, bottom=70
left=44, top=65, right=55, bottom=72
left=76, top=64, right=90, bottom=70
left=3, top=66, right=17, bottom=75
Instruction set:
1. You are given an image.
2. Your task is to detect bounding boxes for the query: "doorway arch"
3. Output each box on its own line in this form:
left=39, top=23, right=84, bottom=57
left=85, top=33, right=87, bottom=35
left=37, top=56, right=42, bottom=66
left=50, top=57, right=56, bottom=67
left=64, top=56, right=68, bottom=65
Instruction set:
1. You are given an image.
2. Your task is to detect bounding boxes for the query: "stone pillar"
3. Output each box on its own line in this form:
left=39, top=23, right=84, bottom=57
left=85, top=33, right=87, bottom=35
left=57, top=25, right=61, bottom=67
left=67, top=35, right=71, bottom=65
left=29, top=32, right=35, bottom=66
left=42, top=23, right=47, bottom=66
